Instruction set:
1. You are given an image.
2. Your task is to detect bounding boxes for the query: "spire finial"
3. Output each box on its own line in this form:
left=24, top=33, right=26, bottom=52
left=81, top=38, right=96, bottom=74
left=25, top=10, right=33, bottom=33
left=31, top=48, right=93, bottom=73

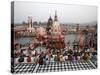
left=55, top=10, right=57, bottom=17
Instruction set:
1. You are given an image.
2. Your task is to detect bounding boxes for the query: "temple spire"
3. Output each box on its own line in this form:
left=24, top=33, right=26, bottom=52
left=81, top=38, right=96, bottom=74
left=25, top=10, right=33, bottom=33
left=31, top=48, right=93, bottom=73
left=54, top=10, right=58, bottom=21
left=28, top=16, right=33, bottom=28
left=49, top=15, right=52, bottom=20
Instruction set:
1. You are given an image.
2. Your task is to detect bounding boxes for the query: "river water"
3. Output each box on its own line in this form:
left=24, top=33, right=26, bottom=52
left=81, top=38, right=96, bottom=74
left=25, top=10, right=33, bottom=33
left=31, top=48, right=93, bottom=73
left=16, top=34, right=78, bottom=45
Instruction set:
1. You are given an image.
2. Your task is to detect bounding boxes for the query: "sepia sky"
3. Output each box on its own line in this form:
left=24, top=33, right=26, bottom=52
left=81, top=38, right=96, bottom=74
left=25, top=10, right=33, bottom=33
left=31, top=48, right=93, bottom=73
left=12, top=1, right=97, bottom=24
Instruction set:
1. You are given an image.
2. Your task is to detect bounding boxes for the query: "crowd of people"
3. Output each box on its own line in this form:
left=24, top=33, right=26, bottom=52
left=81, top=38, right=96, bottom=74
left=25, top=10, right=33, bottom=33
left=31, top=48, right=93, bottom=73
left=14, top=41, right=97, bottom=65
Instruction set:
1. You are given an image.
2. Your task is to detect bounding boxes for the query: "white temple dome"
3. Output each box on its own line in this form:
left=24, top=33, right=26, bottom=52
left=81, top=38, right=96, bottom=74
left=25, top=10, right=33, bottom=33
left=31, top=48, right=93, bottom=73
left=52, top=21, right=61, bottom=31
left=52, top=21, right=61, bottom=35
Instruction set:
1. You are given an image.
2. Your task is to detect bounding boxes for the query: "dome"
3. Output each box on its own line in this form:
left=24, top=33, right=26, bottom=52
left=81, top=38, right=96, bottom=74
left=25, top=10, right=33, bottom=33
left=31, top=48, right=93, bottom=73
left=52, top=21, right=60, bottom=28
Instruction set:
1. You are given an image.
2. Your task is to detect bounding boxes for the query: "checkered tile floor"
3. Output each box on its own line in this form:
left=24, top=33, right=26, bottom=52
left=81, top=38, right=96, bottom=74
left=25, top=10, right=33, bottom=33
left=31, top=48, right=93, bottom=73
left=13, top=63, right=36, bottom=73
left=12, top=60, right=97, bottom=73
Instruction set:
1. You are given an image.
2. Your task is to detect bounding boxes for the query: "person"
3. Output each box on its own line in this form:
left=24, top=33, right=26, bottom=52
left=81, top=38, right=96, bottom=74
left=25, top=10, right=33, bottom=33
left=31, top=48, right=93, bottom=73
left=77, top=55, right=81, bottom=61
left=68, top=49, right=73, bottom=61
left=83, top=52, right=90, bottom=61
left=34, top=55, right=39, bottom=64
left=68, top=55, right=73, bottom=61
left=87, top=48, right=90, bottom=52
left=28, top=46, right=32, bottom=55
left=18, top=55, right=24, bottom=63
left=77, top=50, right=81, bottom=61
left=28, top=44, right=34, bottom=55
left=39, top=56, right=44, bottom=65
left=38, top=52, right=45, bottom=65
left=21, top=49, right=26, bottom=57
left=68, top=49, right=73, bottom=55
left=27, top=55, right=32, bottom=62
left=50, top=55, right=54, bottom=62
left=54, top=55, right=57, bottom=61
left=91, top=48, right=97, bottom=62
left=63, top=50, right=67, bottom=56
left=73, top=49, right=77, bottom=60
left=60, top=55, right=64, bottom=62
left=72, top=55, right=76, bottom=62
left=18, top=49, right=26, bottom=63
left=14, top=50, right=20, bottom=58
left=32, top=50, right=36, bottom=56
left=44, top=57, right=49, bottom=65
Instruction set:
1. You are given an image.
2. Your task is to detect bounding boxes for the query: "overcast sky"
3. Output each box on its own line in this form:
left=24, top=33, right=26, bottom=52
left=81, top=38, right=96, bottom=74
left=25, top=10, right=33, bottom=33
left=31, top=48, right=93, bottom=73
left=12, top=1, right=97, bottom=24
